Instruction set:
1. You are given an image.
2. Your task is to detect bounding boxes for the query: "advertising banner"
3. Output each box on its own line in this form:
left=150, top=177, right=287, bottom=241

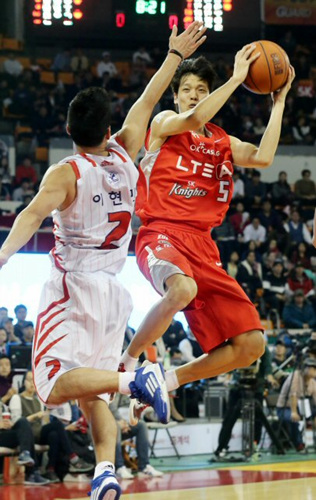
left=263, top=0, right=316, bottom=25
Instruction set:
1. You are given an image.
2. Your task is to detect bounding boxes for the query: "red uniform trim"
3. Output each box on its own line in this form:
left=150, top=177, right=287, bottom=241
left=115, top=134, right=128, bottom=152
left=34, top=307, right=66, bottom=351
left=68, top=160, right=81, bottom=179
left=51, top=247, right=65, bottom=271
left=79, top=152, right=97, bottom=167
left=108, top=148, right=127, bottom=163
left=34, top=335, right=67, bottom=368
left=36, top=318, right=65, bottom=351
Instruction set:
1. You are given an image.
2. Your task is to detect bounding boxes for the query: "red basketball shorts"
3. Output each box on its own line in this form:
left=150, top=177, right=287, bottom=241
left=136, top=222, right=263, bottom=353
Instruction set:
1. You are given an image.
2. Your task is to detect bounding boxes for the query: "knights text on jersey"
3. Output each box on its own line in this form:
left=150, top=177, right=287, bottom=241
left=51, top=137, right=138, bottom=273
left=136, top=123, right=234, bottom=231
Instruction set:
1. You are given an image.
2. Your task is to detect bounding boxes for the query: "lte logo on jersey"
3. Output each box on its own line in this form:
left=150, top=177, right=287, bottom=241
left=107, top=171, right=120, bottom=185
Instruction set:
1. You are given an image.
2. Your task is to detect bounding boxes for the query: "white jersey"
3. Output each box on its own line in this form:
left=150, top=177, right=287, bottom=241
left=51, top=136, right=138, bottom=273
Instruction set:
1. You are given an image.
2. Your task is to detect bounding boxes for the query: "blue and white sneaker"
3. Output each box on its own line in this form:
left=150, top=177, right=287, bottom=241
left=129, top=362, right=170, bottom=425
left=90, top=470, right=121, bottom=500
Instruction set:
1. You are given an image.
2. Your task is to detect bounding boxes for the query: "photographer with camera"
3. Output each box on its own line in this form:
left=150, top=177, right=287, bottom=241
left=276, top=357, right=316, bottom=452
left=212, top=344, right=278, bottom=459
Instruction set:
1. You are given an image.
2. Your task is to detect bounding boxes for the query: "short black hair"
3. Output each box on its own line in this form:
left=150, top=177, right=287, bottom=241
left=171, top=56, right=217, bottom=94
left=67, top=87, right=111, bottom=147
left=14, top=304, right=27, bottom=314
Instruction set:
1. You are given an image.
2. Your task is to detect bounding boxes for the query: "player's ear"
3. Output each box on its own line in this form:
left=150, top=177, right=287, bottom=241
left=173, top=93, right=178, bottom=106
left=106, top=126, right=111, bottom=140
left=66, top=124, right=71, bottom=136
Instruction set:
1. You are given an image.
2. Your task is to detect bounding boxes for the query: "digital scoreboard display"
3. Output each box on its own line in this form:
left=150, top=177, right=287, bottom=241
left=26, top=0, right=261, bottom=46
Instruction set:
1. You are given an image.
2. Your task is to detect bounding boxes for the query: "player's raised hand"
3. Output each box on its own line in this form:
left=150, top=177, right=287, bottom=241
left=169, top=21, right=207, bottom=59
left=232, top=44, right=261, bottom=84
left=271, top=65, right=295, bottom=104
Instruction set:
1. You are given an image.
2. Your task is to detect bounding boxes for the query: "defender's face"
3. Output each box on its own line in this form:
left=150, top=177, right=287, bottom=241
left=174, top=74, right=209, bottom=113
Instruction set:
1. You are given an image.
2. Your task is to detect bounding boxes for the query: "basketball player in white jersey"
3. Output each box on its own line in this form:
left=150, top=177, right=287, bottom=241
left=0, top=23, right=206, bottom=500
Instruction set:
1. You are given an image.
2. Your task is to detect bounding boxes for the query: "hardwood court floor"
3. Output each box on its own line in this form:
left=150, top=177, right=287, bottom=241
left=1, top=459, right=316, bottom=500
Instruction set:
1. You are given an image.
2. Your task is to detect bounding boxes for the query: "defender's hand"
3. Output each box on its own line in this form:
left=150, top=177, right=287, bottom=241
left=232, top=44, right=260, bottom=84
left=169, top=21, right=207, bottom=59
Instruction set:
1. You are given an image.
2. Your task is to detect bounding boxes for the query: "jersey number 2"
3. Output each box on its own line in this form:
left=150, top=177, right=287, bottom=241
left=99, top=211, right=131, bottom=249
left=217, top=180, right=230, bottom=203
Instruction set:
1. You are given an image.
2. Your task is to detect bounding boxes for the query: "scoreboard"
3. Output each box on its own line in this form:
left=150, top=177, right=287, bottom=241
left=26, top=0, right=261, bottom=46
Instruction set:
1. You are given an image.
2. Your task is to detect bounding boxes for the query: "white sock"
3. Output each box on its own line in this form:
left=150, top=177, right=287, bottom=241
left=120, top=351, right=138, bottom=371
left=119, top=372, right=136, bottom=395
left=165, top=370, right=180, bottom=392
left=94, top=461, right=115, bottom=479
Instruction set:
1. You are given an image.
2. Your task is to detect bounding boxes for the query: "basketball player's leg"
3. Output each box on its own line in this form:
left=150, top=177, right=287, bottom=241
left=79, top=397, right=117, bottom=463
left=173, top=329, right=265, bottom=387
left=46, top=368, right=120, bottom=405
left=125, top=272, right=197, bottom=361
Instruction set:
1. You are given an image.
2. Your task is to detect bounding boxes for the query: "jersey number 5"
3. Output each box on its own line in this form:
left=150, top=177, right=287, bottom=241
left=98, top=211, right=131, bottom=250
left=217, top=180, right=230, bottom=203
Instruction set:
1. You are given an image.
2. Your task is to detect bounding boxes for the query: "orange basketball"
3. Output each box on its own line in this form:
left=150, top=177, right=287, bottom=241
left=243, top=40, right=290, bottom=94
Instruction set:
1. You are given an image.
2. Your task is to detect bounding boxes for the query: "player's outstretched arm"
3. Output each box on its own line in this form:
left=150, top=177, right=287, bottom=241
left=0, top=164, right=75, bottom=269
left=117, top=21, right=207, bottom=162
left=151, top=44, right=260, bottom=140
left=229, top=66, right=295, bottom=168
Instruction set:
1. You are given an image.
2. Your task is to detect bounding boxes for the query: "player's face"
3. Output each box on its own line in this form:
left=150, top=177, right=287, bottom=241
left=174, top=74, right=209, bottom=113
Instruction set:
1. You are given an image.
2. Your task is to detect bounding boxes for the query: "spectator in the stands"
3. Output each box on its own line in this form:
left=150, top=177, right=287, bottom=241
left=280, top=116, right=295, bottom=145
left=230, top=201, right=249, bottom=237
left=271, top=170, right=294, bottom=207
left=132, top=46, right=152, bottom=65
left=276, top=358, right=316, bottom=452
left=13, top=304, right=29, bottom=341
left=15, top=157, right=37, bottom=187
left=244, top=170, right=267, bottom=211
left=290, top=242, right=312, bottom=269
left=110, top=395, right=163, bottom=479
left=96, top=52, right=118, bottom=79
left=263, top=259, right=288, bottom=314
left=212, top=215, right=236, bottom=263
left=243, top=217, right=267, bottom=248
left=0, top=356, right=16, bottom=405
left=3, top=317, right=20, bottom=343
left=2, top=53, right=23, bottom=78
left=0, top=157, right=12, bottom=188
left=178, top=327, right=203, bottom=363
left=0, top=307, right=9, bottom=327
left=283, top=210, right=313, bottom=246
left=20, top=322, right=34, bottom=345
left=8, top=81, right=32, bottom=117
left=271, top=339, right=293, bottom=387
left=0, top=175, right=11, bottom=200
left=232, top=170, right=245, bottom=199
left=292, top=116, right=313, bottom=145
left=236, top=250, right=263, bottom=302
left=12, top=178, right=34, bottom=202
left=294, top=169, right=316, bottom=202
left=0, top=327, right=8, bottom=355
left=51, top=48, right=71, bottom=72
left=70, top=48, right=89, bottom=73
left=162, top=317, right=186, bottom=350
left=0, top=402, right=49, bottom=485
left=287, top=262, right=315, bottom=298
left=32, top=105, right=54, bottom=147
left=9, top=371, right=94, bottom=483
left=225, top=251, right=240, bottom=280
left=259, top=199, right=283, bottom=236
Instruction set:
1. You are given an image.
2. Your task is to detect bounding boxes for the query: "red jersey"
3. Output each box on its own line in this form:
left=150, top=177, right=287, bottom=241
left=136, top=122, right=234, bottom=232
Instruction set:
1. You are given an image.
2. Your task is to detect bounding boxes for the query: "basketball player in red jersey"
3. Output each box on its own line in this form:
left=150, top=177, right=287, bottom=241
left=0, top=23, right=206, bottom=500
left=121, top=46, right=295, bottom=403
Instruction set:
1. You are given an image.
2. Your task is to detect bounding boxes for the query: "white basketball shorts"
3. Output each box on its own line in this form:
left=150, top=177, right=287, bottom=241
left=32, top=267, right=132, bottom=405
